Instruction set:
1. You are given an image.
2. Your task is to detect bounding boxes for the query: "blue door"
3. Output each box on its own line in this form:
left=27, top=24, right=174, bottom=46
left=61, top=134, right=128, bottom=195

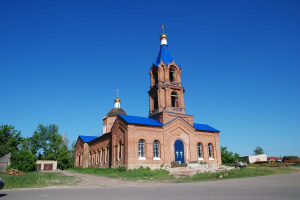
left=174, top=140, right=185, bottom=164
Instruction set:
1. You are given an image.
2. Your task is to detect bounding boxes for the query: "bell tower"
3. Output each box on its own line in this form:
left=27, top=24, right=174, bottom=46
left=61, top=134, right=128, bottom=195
left=148, top=25, right=193, bottom=125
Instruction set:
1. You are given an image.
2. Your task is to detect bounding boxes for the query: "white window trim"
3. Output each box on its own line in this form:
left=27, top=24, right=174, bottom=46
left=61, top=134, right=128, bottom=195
left=209, top=157, right=214, bottom=160
left=138, top=157, right=146, bottom=160
left=153, top=157, right=161, bottom=160
left=198, top=157, right=204, bottom=161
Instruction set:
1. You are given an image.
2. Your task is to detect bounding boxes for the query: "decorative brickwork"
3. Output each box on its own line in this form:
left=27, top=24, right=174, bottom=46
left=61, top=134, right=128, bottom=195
left=74, top=29, right=222, bottom=169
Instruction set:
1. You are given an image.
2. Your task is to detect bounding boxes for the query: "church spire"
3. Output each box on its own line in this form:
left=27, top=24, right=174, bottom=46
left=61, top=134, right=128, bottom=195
left=114, top=89, right=121, bottom=108
left=149, top=26, right=186, bottom=121
left=156, top=25, right=173, bottom=65
left=160, top=24, right=167, bottom=45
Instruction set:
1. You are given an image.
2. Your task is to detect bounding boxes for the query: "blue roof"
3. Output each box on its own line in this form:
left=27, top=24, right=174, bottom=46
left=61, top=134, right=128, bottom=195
left=193, top=123, right=220, bottom=132
left=79, top=135, right=99, bottom=143
left=155, top=45, right=174, bottom=65
left=119, top=114, right=163, bottom=127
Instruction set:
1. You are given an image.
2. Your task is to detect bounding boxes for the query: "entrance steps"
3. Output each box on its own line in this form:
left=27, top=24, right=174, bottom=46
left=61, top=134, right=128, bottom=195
left=167, top=163, right=234, bottom=177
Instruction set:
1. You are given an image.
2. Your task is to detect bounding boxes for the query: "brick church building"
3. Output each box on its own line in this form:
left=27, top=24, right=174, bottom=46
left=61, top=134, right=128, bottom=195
left=74, top=28, right=222, bottom=169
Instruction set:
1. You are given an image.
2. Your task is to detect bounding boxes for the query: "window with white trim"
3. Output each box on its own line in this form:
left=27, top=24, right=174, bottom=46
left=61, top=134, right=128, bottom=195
left=208, top=143, right=213, bottom=158
left=138, top=139, right=145, bottom=158
left=153, top=140, right=160, bottom=159
left=197, top=143, right=203, bottom=159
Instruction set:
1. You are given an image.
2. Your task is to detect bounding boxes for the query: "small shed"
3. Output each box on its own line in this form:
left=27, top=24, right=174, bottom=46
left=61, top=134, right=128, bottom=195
left=36, top=160, right=57, bottom=171
left=0, top=153, right=11, bottom=172
left=241, top=154, right=267, bottom=164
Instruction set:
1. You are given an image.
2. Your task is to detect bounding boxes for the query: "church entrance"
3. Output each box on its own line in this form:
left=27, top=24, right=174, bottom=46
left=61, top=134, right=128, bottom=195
left=174, top=140, right=185, bottom=164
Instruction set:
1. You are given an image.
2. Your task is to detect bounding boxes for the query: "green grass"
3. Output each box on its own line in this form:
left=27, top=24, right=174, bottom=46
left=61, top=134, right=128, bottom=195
left=71, top=166, right=171, bottom=180
left=182, top=166, right=298, bottom=182
left=1, top=165, right=298, bottom=189
left=0, top=172, right=76, bottom=189
left=70, top=165, right=298, bottom=182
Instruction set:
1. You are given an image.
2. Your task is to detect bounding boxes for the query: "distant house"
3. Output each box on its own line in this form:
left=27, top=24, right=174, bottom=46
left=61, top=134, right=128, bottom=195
left=241, top=154, right=267, bottom=164
left=36, top=160, right=57, bottom=171
left=0, top=153, right=10, bottom=172
left=267, top=157, right=280, bottom=162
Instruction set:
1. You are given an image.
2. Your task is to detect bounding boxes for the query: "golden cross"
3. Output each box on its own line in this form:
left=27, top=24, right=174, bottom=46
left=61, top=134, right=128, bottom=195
left=161, top=24, right=165, bottom=34
left=117, top=89, right=119, bottom=97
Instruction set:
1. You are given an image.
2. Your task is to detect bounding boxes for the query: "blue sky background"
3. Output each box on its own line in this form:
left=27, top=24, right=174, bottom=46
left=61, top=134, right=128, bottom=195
left=1, top=0, right=299, bottom=157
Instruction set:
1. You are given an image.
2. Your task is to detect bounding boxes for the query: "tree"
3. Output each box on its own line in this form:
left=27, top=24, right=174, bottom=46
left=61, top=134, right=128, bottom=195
left=254, top=146, right=264, bottom=155
left=57, top=145, right=72, bottom=170
left=9, top=149, right=37, bottom=172
left=221, top=146, right=240, bottom=165
left=21, top=137, right=31, bottom=150
left=30, top=124, right=63, bottom=160
left=69, top=140, right=76, bottom=167
left=0, top=125, right=23, bottom=156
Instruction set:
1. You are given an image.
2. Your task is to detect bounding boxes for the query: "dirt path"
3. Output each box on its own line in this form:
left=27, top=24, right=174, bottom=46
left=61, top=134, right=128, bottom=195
left=60, top=171, right=156, bottom=187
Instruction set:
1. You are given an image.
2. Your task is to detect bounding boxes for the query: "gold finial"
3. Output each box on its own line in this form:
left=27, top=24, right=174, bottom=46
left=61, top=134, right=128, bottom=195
left=161, top=24, right=165, bottom=34
left=115, top=89, right=120, bottom=103
left=160, top=24, right=167, bottom=40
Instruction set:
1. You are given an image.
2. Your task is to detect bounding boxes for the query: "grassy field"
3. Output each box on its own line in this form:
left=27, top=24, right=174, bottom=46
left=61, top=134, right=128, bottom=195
left=0, top=172, right=76, bottom=189
left=1, top=165, right=298, bottom=189
left=70, top=165, right=299, bottom=182
left=182, top=165, right=298, bottom=182
left=70, top=166, right=170, bottom=180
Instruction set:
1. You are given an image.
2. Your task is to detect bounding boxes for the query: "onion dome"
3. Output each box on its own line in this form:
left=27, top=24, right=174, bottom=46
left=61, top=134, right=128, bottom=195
left=160, top=33, right=167, bottom=40
left=105, top=107, right=127, bottom=117
left=115, top=97, right=120, bottom=103
left=105, top=89, right=128, bottom=117
left=155, top=25, right=174, bottom=65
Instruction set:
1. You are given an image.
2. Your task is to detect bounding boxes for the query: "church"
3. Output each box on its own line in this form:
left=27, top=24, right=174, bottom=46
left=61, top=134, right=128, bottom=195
left=74, top=27, right=222, bottom=169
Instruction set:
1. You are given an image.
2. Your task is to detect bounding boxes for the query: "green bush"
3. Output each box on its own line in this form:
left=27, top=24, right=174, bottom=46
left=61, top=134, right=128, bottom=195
left=9, top=149, right=37, bottom=172
left=221, top=146, right=240, bottom=165
left=283, top=156, right=299, bottom=162
left=57, top=145, right=72, bottom=170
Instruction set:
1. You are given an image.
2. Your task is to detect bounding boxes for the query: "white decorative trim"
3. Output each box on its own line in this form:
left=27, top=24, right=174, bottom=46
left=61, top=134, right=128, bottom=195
left=138, top=157, right=146, bottom=160
left=209, top=157, right=214, bottom=160
left=198, top=157, right=204, bottom=161
left=153, top=157, right=161, bottom=160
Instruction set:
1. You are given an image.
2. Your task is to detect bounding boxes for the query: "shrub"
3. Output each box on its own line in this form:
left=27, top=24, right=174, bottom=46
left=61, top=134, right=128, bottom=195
left=56, top=145, right=72, bottom=170
left=221, top=146, right=240, bottom=165
left=9, top=149, right=37, bottom=172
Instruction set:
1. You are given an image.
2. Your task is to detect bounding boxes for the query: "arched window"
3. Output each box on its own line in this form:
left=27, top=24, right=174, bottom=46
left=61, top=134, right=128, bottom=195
left=106, top=146, right=109, bottom=163
left=208, top=143, right=213, bottom=158
left=197, top=143, right=203, bottom=158
left=94, top=151, right=96, bottom=165
left=103, top=125, right=106, bottom=134
left=169, top=68, right=175, bottom=82
left=171, top=92, right=178, bottom=107
left=97, top=149, right=100, bottom=164
left=153, top=140, right=160, bottom=158
left=89, top=152, right=92, bottom=165
left=153, top=68, right=158, bottom=85
left=78, top=154, right=81, bottom=166
left=101, top=147, right=104, bottom=163
left=119, top=141, right=122, bottom=161
left=152, top=92, right=158, bottom=110
left=138, top=139, right=145, bottom=158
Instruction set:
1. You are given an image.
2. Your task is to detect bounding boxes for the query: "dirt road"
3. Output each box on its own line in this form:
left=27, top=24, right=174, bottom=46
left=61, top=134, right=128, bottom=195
left=60, top=170, right=163, bottom=187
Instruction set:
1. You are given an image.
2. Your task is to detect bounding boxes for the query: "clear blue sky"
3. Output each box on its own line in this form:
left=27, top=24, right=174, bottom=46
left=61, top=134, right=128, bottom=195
left=1, top=0, right=299, bottom=157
